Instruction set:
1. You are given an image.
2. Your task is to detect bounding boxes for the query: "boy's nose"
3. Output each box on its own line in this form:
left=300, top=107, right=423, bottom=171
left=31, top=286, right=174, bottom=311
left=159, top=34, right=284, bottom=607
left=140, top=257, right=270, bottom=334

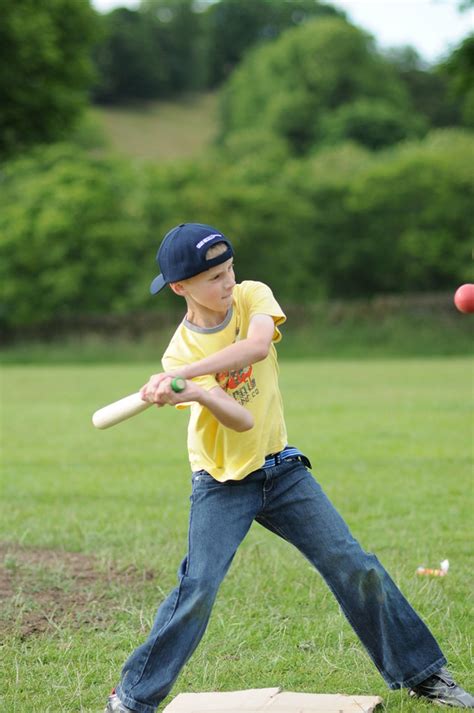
left=225, top=275, right=236, bottom=290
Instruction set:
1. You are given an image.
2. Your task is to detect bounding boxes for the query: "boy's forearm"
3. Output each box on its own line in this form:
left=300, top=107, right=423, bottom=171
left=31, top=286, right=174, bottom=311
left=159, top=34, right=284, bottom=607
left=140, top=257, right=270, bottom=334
left=142, top=377, right=253, bottom=432
left=196, top=387, right=254, bottom=432
left=179, top=338, right=267, bottom=380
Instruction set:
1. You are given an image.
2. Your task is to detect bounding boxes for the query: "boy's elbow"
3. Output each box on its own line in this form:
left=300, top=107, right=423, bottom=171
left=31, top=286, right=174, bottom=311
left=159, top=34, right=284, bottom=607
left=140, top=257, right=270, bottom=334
left=234, top=413, right=254, bottom=432
left=253, top=341, right=271, bottom=362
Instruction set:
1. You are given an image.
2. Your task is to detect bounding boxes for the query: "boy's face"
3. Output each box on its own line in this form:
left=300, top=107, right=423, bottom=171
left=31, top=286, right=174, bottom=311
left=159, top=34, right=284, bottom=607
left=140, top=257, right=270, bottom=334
left=171, top=258, right=236, bottom=314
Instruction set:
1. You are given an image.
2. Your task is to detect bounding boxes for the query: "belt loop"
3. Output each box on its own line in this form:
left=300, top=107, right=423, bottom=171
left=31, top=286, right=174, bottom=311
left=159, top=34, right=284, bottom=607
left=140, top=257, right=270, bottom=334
left=275, top=452, right=281, bottom=465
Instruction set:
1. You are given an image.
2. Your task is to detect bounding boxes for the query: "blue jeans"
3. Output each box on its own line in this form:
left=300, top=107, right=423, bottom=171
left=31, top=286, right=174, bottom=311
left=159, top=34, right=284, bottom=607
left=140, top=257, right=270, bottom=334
left=116, top=459, right=446, bottom=713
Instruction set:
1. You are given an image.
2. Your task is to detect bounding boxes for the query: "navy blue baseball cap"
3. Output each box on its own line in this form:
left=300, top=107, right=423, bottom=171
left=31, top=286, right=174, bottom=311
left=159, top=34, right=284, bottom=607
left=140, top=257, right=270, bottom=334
left=150, top=223, right=234, bottom=295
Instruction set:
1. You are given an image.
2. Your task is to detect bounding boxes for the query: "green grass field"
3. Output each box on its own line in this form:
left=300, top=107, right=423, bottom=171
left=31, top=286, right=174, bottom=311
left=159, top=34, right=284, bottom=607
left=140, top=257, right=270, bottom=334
left=1, top=359, right=473, bottom=711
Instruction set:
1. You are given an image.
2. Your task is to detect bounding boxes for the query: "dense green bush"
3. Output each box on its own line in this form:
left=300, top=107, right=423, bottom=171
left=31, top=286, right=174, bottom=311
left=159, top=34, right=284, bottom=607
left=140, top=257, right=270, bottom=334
left=320, top=99, right=427, bottom=150
left=346, top=130, right=474, bottom=292
left=1, top=130, right=472, bottom=332
left=138, top=128, right=474, bottom=301
left=278, top=130, right=474, bottom=297
left=0, top=145, right=148, bottom=330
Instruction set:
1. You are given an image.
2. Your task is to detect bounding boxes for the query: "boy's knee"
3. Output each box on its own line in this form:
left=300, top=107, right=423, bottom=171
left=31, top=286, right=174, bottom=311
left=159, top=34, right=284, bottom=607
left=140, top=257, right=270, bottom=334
left=180, top=576, right=219, bottom=621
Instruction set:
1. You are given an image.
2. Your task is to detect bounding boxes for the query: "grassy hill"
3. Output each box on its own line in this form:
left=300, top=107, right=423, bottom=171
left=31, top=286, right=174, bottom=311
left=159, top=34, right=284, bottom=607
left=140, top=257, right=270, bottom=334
left=91, top=92, right=219, bottom=161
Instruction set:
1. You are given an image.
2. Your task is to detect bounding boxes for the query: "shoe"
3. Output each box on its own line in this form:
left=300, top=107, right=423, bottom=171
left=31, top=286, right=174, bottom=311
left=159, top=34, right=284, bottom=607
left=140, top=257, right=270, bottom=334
left=104, top=689, right=137, bottom=713
left=410, top=667, right=474, bottom=708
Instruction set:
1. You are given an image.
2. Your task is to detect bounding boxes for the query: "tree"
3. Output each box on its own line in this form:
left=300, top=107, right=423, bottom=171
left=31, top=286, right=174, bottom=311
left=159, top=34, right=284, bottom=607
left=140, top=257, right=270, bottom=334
left=219, top=17, right=423, bottom=154
left=93, top=1, right=201, bottom=103
left=321, top=99, right=427, bottom=150
left=385, top=46, right=460, bottom=127
left=202, top=0, right=343, bottom=87
left=93, top=8, right=168, bottom=102
left=0, top=0, right=98, bottom=158
left=143, top=0, right=203, bottom=93
left=141, top=0, right=202, bottom=93
left=92, top=0, right=344, bottom=103
left=439, top=34, right=474, bottom=127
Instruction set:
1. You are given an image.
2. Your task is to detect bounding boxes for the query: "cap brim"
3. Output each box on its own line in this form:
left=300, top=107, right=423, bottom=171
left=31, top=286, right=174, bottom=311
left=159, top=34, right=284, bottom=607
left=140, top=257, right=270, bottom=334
left=150, top=274, right=167, bottom=295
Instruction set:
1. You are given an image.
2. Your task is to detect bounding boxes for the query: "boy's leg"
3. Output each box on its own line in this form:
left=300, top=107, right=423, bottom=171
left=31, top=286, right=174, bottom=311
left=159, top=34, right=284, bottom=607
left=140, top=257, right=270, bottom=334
left=115, top=472, right=261, bottom=713
left=256, top=459, right=446, bottom=690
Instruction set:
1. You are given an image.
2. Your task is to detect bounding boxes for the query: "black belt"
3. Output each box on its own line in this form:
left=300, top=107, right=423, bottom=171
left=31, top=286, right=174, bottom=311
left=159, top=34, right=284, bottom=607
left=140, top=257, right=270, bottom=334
left=263, top=452, right=312, bottom=469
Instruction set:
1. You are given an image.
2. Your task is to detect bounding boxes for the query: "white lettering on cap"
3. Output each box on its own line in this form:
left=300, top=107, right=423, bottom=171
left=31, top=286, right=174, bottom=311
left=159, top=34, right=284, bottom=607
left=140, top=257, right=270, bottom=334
left=196, top=233, right=222, bottom=249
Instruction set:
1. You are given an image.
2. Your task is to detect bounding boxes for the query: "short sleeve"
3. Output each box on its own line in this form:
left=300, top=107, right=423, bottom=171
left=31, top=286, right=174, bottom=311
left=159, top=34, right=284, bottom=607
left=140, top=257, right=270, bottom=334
left=241, top=281, right=286, bottom=342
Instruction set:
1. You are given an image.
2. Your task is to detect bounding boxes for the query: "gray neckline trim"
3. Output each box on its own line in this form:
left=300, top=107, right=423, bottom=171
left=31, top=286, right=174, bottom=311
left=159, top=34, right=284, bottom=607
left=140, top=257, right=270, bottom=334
left=183, top=307, right=233, bottom=334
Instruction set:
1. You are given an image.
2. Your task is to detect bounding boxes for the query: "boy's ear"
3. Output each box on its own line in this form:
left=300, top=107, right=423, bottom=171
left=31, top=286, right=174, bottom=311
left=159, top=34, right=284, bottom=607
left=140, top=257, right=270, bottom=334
left=170, top=281, right=186, bottom=296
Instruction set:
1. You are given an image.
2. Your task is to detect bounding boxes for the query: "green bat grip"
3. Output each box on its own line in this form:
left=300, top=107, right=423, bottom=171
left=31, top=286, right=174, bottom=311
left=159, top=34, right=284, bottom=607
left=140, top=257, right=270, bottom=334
left=171, top=376, right=186, bottom=393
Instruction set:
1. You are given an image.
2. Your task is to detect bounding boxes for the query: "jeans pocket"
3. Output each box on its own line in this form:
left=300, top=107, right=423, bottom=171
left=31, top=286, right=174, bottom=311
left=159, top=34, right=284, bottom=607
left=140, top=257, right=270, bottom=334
left=192, top=470, right=220, bottom=488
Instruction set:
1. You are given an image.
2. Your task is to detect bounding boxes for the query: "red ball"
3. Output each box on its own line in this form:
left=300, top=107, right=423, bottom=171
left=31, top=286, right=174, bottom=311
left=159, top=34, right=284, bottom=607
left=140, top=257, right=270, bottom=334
left=454, top=284, right=474, bottom=314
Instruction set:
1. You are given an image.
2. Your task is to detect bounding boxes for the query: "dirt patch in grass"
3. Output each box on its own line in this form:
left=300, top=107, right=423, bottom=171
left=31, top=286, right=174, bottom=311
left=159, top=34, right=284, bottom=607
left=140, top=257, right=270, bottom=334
left=0, top=542, right=155, bottom=639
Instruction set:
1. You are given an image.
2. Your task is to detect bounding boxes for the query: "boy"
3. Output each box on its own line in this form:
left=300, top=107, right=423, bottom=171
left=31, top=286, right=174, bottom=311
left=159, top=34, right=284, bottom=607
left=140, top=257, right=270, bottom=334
left=106, top=223, right=473, bottom=712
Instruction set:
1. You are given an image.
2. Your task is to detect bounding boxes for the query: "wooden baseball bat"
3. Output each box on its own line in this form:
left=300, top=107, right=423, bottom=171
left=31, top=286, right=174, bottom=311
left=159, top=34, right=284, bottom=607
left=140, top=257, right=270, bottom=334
left=92, top=377, right=186, bottom=430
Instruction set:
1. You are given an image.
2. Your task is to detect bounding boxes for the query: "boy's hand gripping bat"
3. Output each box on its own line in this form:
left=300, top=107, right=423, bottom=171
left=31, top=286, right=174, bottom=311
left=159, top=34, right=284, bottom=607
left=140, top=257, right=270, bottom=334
left=92, top=376, right=186, bottom=429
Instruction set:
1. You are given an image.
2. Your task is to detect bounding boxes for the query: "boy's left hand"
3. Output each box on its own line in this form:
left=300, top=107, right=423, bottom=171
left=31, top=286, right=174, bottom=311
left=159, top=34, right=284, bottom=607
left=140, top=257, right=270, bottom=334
left=140, top=372, right=175, bottom=404
left=141, top=374, right=191, bottom=406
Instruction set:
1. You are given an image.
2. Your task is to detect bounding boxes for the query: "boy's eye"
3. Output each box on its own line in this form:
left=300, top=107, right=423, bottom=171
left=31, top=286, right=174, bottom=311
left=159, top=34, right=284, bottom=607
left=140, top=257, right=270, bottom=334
left=209, top=263, right=233, bottom=281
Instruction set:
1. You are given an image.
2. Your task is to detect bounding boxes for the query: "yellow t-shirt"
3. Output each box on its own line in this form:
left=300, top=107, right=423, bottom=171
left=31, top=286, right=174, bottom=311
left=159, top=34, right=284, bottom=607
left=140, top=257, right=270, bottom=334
left=162, top=280, right=287, bottom=482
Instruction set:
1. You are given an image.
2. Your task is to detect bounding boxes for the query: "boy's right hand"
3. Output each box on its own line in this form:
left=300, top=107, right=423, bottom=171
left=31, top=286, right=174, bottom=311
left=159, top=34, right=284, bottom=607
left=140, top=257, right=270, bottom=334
left=141, top=372, right=172, bottom=404
left=140, top=372, right=190, bottom=405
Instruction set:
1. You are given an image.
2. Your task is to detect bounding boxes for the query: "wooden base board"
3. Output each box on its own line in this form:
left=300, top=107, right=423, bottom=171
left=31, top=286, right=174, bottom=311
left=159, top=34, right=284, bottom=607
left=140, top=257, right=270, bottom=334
left=163, top=688, right=383, bottom=712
